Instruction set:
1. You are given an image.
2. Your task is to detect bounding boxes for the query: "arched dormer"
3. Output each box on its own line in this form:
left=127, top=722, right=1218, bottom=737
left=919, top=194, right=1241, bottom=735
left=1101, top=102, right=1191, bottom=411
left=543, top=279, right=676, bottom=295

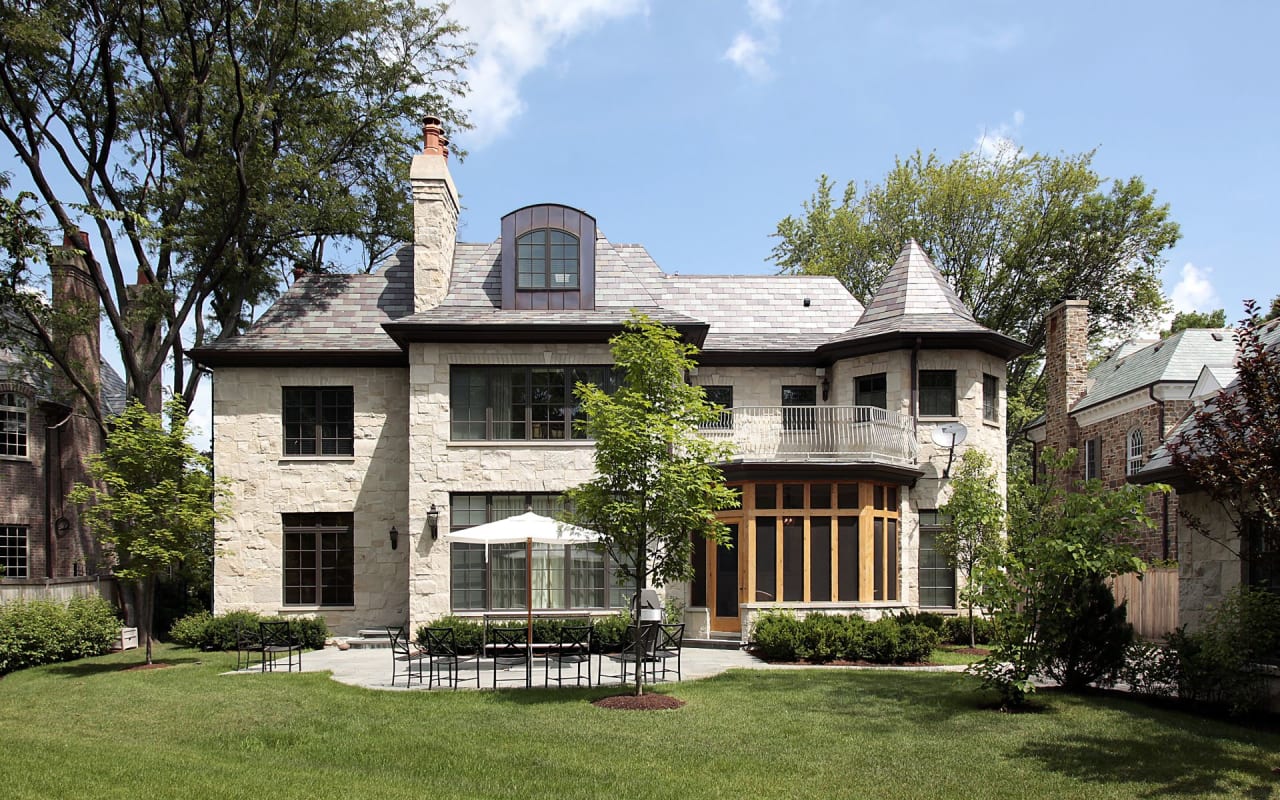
left=500, top=204, right=596, bottom=310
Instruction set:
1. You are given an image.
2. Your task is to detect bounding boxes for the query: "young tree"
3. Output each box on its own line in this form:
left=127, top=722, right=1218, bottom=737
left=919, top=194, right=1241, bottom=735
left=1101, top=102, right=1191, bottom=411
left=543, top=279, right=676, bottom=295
left=771, top=150, right=1180, bottom=440
left=938, top=450, right=1005, bottom=647
left=69, top=400, right=225, bottom=664
left=1169, top=301, right=1280, bottom=555
left=0, top=0, right=471, bottom=422
left=566, top=315, right=738, bottom=696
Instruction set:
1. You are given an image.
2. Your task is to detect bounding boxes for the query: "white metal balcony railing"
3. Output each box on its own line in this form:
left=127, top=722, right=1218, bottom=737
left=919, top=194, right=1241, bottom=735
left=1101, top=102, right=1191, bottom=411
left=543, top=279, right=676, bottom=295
left=700, top=405, right=918, bottom=465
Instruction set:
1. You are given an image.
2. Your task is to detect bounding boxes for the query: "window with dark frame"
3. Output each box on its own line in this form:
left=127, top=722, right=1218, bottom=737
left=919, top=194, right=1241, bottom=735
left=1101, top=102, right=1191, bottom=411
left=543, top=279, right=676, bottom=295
left=516, top=228, right=580, bottom=290
left=1246, top=519, right=1280, bottom=594
left=450, top=365, right=616, bottom=441
left=982, top=374, right=999, bottom=423
left=918, top=511, right=956, bottom=607
left=282, top=513, right=353, bottom=606
left=918, top=370, right=956, bottom=417
left=1084, top=437, right=1101, bottom=481
left=781, top=385, right=817, bottom=431
left=855, top=373, right=887, bottom=410
left=0, top=392, right=28, bottom=458
left=283, top=387, right=353, bottom=456
left=0, top=525, right=28, bottom=578
left=701, top=385, right=734, bottom=429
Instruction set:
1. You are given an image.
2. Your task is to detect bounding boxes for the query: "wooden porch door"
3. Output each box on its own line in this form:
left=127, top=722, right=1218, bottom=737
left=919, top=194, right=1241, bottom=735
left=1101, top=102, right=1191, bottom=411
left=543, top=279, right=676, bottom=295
left=709, top=520, right=742, bottom=633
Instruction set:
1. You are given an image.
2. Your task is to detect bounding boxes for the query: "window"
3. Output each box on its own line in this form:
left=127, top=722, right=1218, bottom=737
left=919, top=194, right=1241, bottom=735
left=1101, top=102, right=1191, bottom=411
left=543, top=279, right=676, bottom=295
left=0, top=392, right=28, bottom=458
left=781, top=385, right=817, bottom=431
left=0, top=525, right=28, bottom=578
left=1084, top=437, right=1101, bottom=481
left=283, top=387, right=353, bottom=456
left=918, top=511, right=956, bottom=607
left=855, top=373, right=887, bottom=410
left=983, top=374, right=999, bottom=423
left=701, top=385, right=733, bottom=429
left=449, top=492, right=626, bottom=611
left=919, top=370, right=956, bottom=417
left=516, top=228, right=579, bottom=290
left=1127, top=428, right=1145, bottom=476
left=1246, top=519, right=1280, bottom=593
left=282, top=513, right=353, bottom=605
left=450, top=366, right=615, bottom=441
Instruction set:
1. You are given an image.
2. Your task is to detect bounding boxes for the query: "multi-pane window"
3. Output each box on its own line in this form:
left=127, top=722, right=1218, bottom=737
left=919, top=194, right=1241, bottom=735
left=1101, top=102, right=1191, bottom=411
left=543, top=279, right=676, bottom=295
left=1084, top=437, right=1101, bottom=481
left=448, top=492, right=626, bottom=611
left=1246, top=519, right=1280, bottom=593
left=516, top=229, right=580, bottom=290
left=0, top=525, right=28, bottom=578
left=919, top=370, right=956, bottom=417
left=781, top=385, right=817, bottom=431
left=855, top=373, right=887, bottom=410
left=701, top=385, right=734, bottom=429
left=450, top=366, right=615, bottom=441
left=283, top=387, right=353, bottom=456
left=983, top=374, right=999, bottom=423
left=1, top=392, right=28, bottom=458
left=918, top=511, right=956, bottom=608
left=1127, top=428, right=1145, bottom=476
left=282, top=513, right=354, bottom=606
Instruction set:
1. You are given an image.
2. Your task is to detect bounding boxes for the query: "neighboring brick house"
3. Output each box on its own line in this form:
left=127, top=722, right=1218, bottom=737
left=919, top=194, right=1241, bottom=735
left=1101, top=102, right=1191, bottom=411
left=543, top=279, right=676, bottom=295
left=1, top=244, right=126, bottom=581
left=192, top=118, right=1028, bottom=641
left=1134, top=319, right=1280, bottom=630
left=1027, top=300, right=1237, bottom=561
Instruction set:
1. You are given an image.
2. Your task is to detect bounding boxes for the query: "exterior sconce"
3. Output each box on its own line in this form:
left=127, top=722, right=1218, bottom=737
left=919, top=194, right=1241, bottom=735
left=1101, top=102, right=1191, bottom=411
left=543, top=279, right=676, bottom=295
left=427, top=504, right=440, bottom=540
left=389, top=526, right=399, bottom=550
left=816, top=367, right=830, bottom=402
left=55, top=517, right=71, bottom=537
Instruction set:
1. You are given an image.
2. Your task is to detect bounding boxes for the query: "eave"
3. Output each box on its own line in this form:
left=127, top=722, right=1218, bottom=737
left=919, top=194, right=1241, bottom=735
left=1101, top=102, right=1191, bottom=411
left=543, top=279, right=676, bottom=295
left=817, top=330, right=1031, bottom=362
left=381, top=320, right=710, bottom=348
left=188, top=348, right=408, bottom=369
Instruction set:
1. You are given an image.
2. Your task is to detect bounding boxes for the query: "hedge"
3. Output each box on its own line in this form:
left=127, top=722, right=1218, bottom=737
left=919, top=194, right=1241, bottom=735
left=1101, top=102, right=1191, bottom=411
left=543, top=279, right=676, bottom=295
left=0, top=596, right=121, bottom=675
left=169, top=610, right=328, bottom=651
left=749, top=611, right=938, bottom=664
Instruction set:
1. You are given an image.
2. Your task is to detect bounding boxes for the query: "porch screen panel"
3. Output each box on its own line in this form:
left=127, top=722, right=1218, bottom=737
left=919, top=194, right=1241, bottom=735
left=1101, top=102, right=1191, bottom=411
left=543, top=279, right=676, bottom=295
left=887, top=519, right=899, bottom=601
left=715, top=527, right=739, bottom=618
left=691, top=535, right=708, bottom=606
left=873, top=518, right=885, bottom=601
left=755, top=517, right=777, bottom=602
left=782, top=518, right=804, bottom=601
left=837, top=518, right=859, bottom=601
left=810, top=517, right=832, bottom=602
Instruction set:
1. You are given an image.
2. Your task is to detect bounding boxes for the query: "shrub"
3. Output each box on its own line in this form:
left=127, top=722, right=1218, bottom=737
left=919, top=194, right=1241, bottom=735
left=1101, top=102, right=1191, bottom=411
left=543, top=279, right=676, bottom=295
left=941, top=615, right=995, bottom=645
left=1167, top=587, right=1280, bottom=713
left=589, top=612, right=631, bottom=653
left=895, top=623, right=940, bottom=664
left=859, top=618, right=902, bottom=663
left=1119, top=641, right=1179, bottom=697
left=895, top=610, right=945, bottom=631
left=794, top=613, right=853, bottom=663
left=749, top=610, right=803, bottom=661
left=1038, top=574, right=1134, bottom=690
left=416, top=616, right=486, bottom=654
left=967, top=648, right=1037, bottom=710
left=0, top=596, right=120, bottom=674
left=168, top=610, right=327, bottom=651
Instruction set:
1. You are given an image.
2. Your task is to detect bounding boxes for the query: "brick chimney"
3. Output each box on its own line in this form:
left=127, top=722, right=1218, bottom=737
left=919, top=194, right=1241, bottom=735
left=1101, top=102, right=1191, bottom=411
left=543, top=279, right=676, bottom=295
left=410, top=115, right=458, bottom=312
left=49, top=232, right=102, bottom=418
left=1043, top=299, right=1090, bottom=473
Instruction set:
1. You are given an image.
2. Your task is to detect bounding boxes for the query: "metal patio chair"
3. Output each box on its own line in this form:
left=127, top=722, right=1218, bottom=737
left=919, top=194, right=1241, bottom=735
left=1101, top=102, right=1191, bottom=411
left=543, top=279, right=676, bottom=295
left=649, top=622, right=684, bottom=683
left=259, top=621, right=303, bottom=672
left=387, top=626, right=424, bottom=688
left=604, top=621, right=659, bottom=686
left=422, top=627, right=480, bottom=689
left=544, top=624, right=593, bottom=688
left=234, top=622, right=264, bottom=671
left=488, top=624, right=531, bottom=689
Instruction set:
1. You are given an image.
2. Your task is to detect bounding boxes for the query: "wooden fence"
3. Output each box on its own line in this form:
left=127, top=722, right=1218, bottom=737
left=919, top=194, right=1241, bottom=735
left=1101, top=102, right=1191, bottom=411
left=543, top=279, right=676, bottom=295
left=1110, top=567, right=1178, bottom=640
left=0, top=577, right=117, bottom=606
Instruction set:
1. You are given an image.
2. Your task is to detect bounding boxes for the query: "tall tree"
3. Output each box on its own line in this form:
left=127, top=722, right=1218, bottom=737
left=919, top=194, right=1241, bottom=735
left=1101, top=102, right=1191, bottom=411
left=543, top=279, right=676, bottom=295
left=0, top=0, right=470, bottom=426
left=938, top=449, right=1005, bottom=648
left=566, top=315, right=738, bottom=696
left=69, top=400, right=224, bottom=664
left=771, top=150, right=1180, bottom=438
left=1162, top=308, right=1226, bottom=337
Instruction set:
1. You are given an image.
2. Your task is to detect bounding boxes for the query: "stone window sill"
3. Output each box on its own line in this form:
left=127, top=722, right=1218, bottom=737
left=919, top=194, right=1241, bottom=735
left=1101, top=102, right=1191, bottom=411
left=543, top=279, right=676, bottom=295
left=278, top=456, right=356, bottom=464
left=0, top=454, right=32, bottom=463
left=279, top=605, right=355, bottom=612
left=446, top=440, right=594, bottom=448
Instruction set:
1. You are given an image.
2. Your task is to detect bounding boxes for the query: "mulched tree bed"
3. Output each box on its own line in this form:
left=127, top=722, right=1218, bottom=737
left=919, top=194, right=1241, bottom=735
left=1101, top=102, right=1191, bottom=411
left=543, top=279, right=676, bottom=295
left=592, top=694, right=685, bottom=711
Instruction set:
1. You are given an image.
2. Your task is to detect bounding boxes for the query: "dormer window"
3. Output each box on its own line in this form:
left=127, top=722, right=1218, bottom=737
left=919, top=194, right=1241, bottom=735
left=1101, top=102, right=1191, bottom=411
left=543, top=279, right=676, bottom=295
left=517, top=229, right=580, bottom=290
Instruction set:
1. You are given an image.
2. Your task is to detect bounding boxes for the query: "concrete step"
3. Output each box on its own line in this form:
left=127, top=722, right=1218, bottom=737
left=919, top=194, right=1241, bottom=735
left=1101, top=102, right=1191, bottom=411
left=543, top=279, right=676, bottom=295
left=341, top=629, right=397, bottom=650
left=685, top=637, right=745, bottom=650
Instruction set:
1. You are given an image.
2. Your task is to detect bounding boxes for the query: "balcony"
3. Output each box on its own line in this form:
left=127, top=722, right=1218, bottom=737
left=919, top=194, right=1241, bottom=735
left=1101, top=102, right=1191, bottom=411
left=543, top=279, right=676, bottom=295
left=701, top=406, right=918, bottom=466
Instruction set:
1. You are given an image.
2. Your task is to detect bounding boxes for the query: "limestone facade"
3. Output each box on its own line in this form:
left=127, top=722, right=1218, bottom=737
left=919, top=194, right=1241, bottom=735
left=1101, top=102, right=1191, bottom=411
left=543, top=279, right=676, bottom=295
left=1176, top=492, right=1242, bottom=632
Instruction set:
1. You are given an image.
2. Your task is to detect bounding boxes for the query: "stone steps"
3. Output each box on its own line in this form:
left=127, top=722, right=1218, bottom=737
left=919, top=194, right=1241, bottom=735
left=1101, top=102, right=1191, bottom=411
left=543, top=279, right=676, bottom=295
left=339, top=629, right=397, bottom=650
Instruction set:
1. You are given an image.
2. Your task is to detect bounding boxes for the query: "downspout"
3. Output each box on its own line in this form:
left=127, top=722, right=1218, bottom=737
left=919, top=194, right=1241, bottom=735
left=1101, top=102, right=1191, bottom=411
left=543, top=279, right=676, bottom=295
left=1151, top=386, right=1170, bottom=561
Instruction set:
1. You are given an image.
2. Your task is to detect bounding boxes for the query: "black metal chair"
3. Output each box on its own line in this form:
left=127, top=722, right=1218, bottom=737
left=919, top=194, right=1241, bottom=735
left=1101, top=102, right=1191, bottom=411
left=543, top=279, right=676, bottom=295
left=422, top=627, right=480, bottom=689
left=259, top=621, right=303, bottom=672
left=544, top=624, right=593, bottom=688
left=604, top=621, right=659, bottom=686
left=488, top=624, right=530, bottom=689
left=387, top=626, right=424, bottom=688
left=649, top=622, right=684, bottom=682
left=234, top=622, right=264, bottom=671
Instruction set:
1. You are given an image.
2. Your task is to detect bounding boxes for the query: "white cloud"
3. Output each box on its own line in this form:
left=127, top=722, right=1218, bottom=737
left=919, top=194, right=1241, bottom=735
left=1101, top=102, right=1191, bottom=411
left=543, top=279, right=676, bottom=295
left=973, top=110, right=1025, bottom=161
left=723, top=32, right=771, bottom=80
left=1170, top=262, right=1219, bottom=313
left=748, top=0, right=783, bottom=26
left=723, top=0, right=784, bottom=80
left=445, top=0, right=648, bottom=146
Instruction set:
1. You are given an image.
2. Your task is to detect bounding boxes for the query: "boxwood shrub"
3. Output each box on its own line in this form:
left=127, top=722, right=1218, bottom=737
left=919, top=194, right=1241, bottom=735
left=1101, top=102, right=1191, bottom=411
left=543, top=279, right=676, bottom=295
left=748, top=610, right=938, bottom=664
left=169, top=610, right=327, bottom=651
left=414, top=614, right=632, bottom=655
left=0, top=596, right=121, bottom=675
left=940, top=615, right=995, bottom=646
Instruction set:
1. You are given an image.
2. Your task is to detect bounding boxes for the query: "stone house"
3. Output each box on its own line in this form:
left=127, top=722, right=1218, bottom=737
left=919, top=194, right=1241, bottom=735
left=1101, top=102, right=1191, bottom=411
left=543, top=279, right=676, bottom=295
left=1133, top=318, right=1280, bottom=630
left=1026, top=300, right=1236, bottom=562
left=1, top=238, right=126, bottom=582
left=192, top=118, right=1027, bottom=641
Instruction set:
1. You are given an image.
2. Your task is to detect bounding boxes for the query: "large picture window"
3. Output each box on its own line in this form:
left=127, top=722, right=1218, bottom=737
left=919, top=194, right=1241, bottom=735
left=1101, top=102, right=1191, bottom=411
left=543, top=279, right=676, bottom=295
left=0, top=525, right=28, bottom=578
left=517, top=228, right=580, bottom=290
left=282, top=513, right=354, bottom=606
left=1, top=392, right=28, bottom=458
left=919, top=370, right=956, bottom=417
left=283, top=387, right=353, bottom=456
left=449, top=493, right=626, bottom=611
left=918, top=511, right=956, bottom=607
left=450, top=366, right=616, bottom=441
left=855, top=373, right=887, bottom=410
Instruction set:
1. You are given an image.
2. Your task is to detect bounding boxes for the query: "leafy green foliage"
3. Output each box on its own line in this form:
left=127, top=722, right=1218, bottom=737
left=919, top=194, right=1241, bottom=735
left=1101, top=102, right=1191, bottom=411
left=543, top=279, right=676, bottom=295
left=748, top=611, right=938, bottom=664
left=940, top=615, right=995, bottom=645
left=939, top=449, right=1006, bottom=647
left=1119, top=641, right=1180, bottom=698
left=565, top=314, right=738, bottom=694
left=69, top=399, right=226, bottom=663
left=771, top=150, right=1180, bottom=439
left=1162, top=308, right=1226, bottom=337
left=0, top=596, right=120, bottom=674
left=1036, top=574, right=1134, bottom=690
left=1166, top=587, right=1280, bottom=713
left=168, top=610, right=327, bottom=651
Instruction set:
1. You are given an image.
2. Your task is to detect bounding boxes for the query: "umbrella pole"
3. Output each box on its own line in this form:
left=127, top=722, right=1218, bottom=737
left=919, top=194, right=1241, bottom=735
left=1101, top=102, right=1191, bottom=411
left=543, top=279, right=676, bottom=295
left=526, top=537, right=533, bottom=689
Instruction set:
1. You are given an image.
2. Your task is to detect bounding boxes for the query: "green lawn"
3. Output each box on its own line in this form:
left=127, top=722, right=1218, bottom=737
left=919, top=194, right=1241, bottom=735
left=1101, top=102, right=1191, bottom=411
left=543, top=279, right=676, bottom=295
left=1, top=645, right=1278, bottom=799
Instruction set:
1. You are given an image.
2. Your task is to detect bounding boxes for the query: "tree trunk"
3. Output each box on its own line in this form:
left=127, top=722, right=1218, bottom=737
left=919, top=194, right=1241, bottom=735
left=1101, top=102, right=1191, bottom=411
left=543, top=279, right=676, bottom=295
left=968, top=602, right=976, bottom=649
left=633, top=542, right=645, bottom=697
left=139, top=577, right=155, bottom=665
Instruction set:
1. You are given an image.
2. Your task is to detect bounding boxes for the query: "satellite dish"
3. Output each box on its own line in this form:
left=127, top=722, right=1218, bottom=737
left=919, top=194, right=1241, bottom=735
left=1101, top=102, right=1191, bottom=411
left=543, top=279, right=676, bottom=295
left=931, top=422, right=969, bottom=478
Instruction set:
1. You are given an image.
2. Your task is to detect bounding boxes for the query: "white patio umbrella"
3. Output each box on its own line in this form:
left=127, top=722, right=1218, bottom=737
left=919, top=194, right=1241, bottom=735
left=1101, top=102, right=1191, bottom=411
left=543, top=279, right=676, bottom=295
left=443, top=512, right=603, bottom=652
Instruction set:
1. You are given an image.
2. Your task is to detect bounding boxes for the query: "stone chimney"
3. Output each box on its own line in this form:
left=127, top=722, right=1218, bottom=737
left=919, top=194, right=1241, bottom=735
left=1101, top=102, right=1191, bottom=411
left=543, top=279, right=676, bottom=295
left=49, top=232, right=102, bottom=418
left=1043, top=299, right=1090, bottom=472
left=410, top=115, right=459, bottom=312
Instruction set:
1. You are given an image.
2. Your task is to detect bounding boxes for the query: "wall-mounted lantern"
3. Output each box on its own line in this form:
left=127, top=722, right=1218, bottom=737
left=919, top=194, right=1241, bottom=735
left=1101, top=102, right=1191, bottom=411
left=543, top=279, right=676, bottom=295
left=427, top=504, right=441, bottom=540
left=389, top=526, right=399, bottom=550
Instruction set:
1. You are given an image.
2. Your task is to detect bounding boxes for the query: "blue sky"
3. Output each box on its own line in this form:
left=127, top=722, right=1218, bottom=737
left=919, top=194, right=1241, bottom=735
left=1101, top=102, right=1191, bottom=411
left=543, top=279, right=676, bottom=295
left=445, top=0, right=1279, bottom=319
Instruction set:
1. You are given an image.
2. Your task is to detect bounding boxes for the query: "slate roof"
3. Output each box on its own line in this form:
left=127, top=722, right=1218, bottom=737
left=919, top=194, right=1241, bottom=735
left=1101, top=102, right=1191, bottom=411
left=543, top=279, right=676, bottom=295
left=1074, top=328, right=1237, bottom=413
left=1, top=319, right=127, bottom=415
